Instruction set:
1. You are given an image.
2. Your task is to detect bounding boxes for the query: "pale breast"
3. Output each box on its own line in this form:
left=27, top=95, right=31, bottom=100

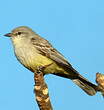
left=12, top=37, right=66, bottom=74
left=13, top=42, right=58, bottom=73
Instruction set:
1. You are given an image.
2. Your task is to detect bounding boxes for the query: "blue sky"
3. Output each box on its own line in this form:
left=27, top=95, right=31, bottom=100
left=0, top=0, right=104, bottom=110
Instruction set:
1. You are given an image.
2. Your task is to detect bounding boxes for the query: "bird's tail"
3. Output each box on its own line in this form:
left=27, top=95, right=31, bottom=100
left=53, top=72, right=100, bottom=96
left=72, top=74, right=99, bottom=96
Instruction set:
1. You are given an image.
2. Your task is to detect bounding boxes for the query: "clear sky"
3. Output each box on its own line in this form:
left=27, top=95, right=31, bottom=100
left=0, top=0, right=104, bottom=110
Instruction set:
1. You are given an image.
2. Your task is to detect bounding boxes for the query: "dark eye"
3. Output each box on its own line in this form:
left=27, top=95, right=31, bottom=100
left=17, top=32, right=22, bottom=35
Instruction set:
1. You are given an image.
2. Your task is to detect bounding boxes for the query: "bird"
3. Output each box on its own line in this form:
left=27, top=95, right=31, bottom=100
left=4, top=26, right=100, bottom=96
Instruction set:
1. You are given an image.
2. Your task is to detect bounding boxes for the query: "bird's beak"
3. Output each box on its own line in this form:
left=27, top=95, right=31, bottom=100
left=4, top=33, right=12, bottom=37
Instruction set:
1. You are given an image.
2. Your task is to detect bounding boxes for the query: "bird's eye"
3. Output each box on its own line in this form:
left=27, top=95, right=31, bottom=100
left=17, top=32, right=22, bottom=35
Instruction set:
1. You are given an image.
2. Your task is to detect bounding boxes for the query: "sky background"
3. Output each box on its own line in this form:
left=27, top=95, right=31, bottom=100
left=0, top=0, right=104, bottom=110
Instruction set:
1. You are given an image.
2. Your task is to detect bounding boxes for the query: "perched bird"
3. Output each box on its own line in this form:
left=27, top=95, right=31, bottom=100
left=4, top=26, right=100, bottom=96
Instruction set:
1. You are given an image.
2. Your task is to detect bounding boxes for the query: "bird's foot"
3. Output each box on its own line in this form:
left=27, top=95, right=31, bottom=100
left=36, top=63, right=53, bottom=74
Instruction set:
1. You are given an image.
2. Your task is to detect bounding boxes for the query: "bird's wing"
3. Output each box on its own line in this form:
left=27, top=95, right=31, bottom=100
left=31, top=37, right=78, bottom=74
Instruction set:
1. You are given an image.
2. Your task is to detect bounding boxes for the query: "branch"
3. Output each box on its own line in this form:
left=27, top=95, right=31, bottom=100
left=96, top=72, right=104, bottom=97
left=33, top=68, right=104, bottom=109
left=34, top=67, right=53, bottom=110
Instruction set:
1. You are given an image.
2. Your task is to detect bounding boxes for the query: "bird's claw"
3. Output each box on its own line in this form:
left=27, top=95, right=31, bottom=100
left=36, top=63, right=53, bottom=74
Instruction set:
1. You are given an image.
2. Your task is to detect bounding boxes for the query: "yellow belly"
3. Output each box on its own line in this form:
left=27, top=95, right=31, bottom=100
left=26, top=53, right=66, bottom=74
left=13, top=36, right=67, bottom=75
left=15, top=46, right=66, bottom=74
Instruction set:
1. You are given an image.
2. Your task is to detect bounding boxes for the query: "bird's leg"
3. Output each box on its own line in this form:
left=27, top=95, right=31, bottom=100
left=34, top=63, right=53, bottom=85
left=36, top=63, right=53, bottom=74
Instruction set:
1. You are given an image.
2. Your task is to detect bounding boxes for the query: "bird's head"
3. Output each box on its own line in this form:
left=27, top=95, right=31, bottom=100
left=4, top=26, right=36, bottom=40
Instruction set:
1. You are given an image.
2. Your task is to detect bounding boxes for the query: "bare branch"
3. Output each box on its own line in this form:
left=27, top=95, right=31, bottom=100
left=96, top=72, right=104, bottom=97
left=34, top=67, right=53, bottom=110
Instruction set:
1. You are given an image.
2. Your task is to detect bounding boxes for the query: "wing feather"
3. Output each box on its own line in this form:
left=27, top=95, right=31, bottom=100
left=31, top=37, right=78, bottom=74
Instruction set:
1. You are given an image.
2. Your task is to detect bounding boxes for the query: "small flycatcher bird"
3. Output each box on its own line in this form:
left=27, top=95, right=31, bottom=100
left=4, top=26, right=100, bottom=96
